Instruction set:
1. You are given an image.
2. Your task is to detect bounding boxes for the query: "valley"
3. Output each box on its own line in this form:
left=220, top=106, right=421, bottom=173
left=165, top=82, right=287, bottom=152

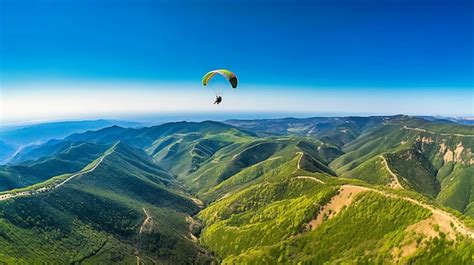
left=0, top=115, right=472, bottom=264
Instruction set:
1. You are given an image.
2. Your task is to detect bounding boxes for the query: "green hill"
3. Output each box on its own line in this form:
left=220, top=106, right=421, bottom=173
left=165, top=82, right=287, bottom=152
left=328, top=118, right=473, bottom=215
left=146, top=127, right=254, bottom=178
left=0, top=142, right=212, bottom=264
left=177, top=137, right=335, bottom=198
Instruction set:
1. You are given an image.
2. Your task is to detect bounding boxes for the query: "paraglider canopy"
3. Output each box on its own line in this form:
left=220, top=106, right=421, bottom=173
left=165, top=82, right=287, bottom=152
left=202, top=69, right=238, bottom=89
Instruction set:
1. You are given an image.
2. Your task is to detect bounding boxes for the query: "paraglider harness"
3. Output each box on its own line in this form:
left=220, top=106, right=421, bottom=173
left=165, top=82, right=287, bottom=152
left=214, top=95, right=223, bottom=105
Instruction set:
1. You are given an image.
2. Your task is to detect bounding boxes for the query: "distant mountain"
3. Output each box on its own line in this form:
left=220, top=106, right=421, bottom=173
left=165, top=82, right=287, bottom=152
left=0, top=119, right=142, bottom=146
left=225, top=116, right=386, bottom=146
left=445, top=117, right=474, bottom=126
left=0, top=141, right=17, bottom=162
left=0, top=119, right=142, bottom=164
left=64, top=120, right=255, bottom=149
left=416, top=115, right=474, bottom=126
left=0, top=142, right=109, bottom=191
left=4, top=121, right=255, bottom=189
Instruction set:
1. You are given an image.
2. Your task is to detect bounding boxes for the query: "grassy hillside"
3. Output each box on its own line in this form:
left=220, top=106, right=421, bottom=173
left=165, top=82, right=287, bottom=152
left=228, top=115, right=473, bottom=216
left=132, top=118, right=471, bottom=263
left=0, top=142, right=213, bottom=264
left=328, top=118, right=473, bottom=215
left=197, top=156, right=473, bottom=264
left=146, top=128, right=254, bottom=178
left=437, top=164, right=474, bottom=216
left=385, top=149, right=439, bottom=197
left=340, top=155, right=392, bottom=185
left=180, top=137, right=335, bottom=197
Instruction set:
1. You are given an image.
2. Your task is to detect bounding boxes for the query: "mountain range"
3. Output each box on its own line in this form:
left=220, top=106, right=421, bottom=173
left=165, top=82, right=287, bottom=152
left=0, top=119, right=142, bottom=164
left=0, top=115, right=472, bottom=264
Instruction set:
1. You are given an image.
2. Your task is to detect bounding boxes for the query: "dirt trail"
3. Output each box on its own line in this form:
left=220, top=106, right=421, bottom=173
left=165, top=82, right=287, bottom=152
left=393, top=211, right=463, bottom=259
left=249, top=156, right=282, bottom=168
left=190, top=197, right=204, bottom=208
left=380, top=155, right=403, bottom=189
left=56, top=154, right=107, bottom=189
left=402, top=125, right=474, bottom=137
left=136, top=207, right=154, bottom=264
left=310, top=185, right=474, bottom=240
left=139, top=208, right=152, bottom=234
left=296, top=152, right=303, bottom=170
left=292, top=146, right=472, bottom=239
left=0, top=145, right=115, bottom=202
left=231, top=144, right=259, bottom=160
left=310, top=185, right=368, bottom=229
left=295, top=176, right=325, bottom=184
left=186, top=216, right=199, bottom=242
left=292, top=152, right=304, bottom=173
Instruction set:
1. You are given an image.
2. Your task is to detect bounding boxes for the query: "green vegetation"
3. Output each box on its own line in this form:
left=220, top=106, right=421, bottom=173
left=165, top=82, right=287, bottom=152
left=385, top=149, right=439, bottom=197
left=0, top=142, right=212, bottom=264
left=340, top=155, right=392, bottom=185
left=0, top=116, right=472, bottom=263
left=219, top=192, right=435, bottom=264
left=199, top=179, right=337, bottom=258
left=437, top=164, right=474, bottom=215
left=327, top=117, right=473, bottom=216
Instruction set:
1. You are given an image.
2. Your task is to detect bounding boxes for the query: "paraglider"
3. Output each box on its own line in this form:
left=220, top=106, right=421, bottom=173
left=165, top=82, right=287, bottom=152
left=202, top=69, right=237, bottom=105
left=214, top=95, right=223, bottom=105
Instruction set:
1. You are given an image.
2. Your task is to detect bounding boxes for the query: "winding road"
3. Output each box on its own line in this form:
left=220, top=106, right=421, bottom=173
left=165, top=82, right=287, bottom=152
left=136, top=207, right=154, bottom=265
left=0, top=145, right=115, bottom=201
left=342, top=184, right=474, bottom=238
left=291, top=152, right=304, bottom=173
left=295, top=176, right=325, bottom=184
left=293, top=157, right=473, bottom=239
left=379, top=155, right=403, bottom=189
left=402, top=125, right=474, bottom=137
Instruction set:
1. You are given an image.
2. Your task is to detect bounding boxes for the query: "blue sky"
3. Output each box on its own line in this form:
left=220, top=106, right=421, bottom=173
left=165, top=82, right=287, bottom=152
left=1, top=0, right=472, bottom=123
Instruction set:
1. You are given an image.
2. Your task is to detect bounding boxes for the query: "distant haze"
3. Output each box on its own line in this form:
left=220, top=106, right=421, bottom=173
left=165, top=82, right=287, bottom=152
left=1, top=81, right=472, bottom=125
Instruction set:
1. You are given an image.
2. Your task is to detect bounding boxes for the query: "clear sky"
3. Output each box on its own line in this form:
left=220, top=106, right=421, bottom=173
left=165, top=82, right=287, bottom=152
left=1, top=0, right=473, bottom=123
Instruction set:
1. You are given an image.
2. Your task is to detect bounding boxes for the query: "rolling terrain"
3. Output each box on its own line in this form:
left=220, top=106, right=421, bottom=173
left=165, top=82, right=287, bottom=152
left=0, top=116, right=472, bottom=264
left=0, top=142, right=110, bottom=191
left=0, top=119, right=142, bottom=165
left=0, top=142, right=212, bottom=264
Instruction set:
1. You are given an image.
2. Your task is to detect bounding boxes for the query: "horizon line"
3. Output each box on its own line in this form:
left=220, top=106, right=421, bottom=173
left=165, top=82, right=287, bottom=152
left=2, top=112, right=472, bottom=128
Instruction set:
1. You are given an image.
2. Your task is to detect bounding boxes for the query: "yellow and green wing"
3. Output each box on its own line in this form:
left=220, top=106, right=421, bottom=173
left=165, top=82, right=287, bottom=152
left=202, top=69, right=238, bottom=88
